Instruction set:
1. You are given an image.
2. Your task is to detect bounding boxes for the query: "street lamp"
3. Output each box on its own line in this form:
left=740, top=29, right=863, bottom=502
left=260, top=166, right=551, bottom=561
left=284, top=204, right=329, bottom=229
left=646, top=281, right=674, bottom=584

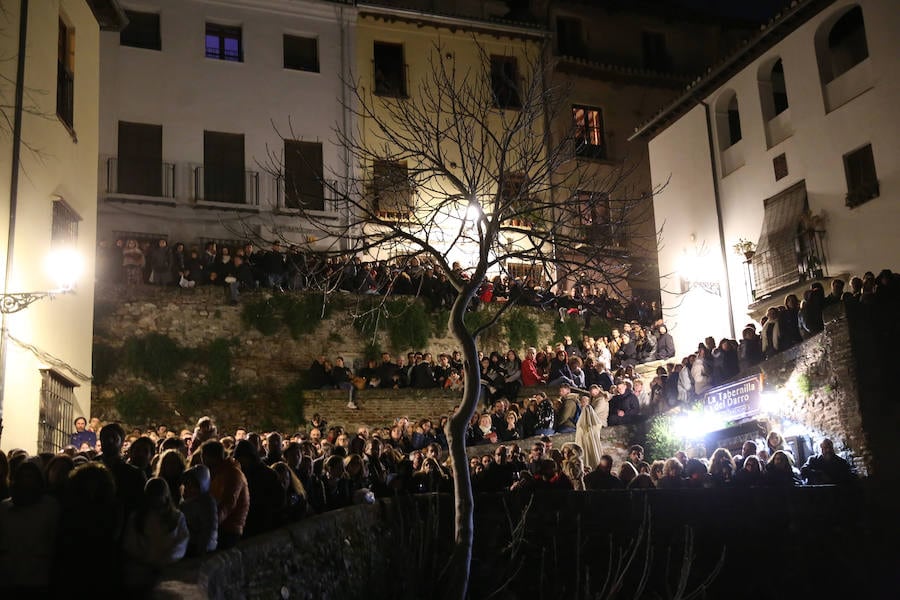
left=0, top=248, right=83, bottom=313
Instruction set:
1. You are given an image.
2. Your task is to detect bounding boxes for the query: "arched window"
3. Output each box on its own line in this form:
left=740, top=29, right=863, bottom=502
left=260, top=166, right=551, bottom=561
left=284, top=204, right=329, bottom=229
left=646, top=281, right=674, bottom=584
left=771, top=60, right=789, bottom=115
left=714, top=90, right=743, bottom=155
left=818, top=5, right=869, bottom=83
left=726, top=95, right=742, bottom=146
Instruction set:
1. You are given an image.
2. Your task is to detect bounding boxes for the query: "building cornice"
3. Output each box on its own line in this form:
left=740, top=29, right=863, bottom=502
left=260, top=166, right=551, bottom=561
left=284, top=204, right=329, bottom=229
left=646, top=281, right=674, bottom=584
left=628, top=0, right=838, bottom=141
left=357, top=3, right=549, bottom=41
left=85, top=0, right=128, bottom=31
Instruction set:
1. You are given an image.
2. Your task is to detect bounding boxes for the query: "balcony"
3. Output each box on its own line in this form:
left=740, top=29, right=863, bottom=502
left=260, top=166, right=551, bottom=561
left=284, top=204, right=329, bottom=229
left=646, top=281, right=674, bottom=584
left=745, top=230, right=827, bottom=301
left=275, top=176, right=340, bottom=216
left=372, top=60, right=408, bottom=98
left=103, top=157, right=176, bottom=206
left=192, top=165, right=259, bottom=211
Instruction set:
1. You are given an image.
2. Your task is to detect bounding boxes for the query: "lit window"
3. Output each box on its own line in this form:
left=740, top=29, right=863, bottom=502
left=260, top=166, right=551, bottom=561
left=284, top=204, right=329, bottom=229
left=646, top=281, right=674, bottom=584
left=206, top=23, right=242, bottom=62
left=572, top=106, right=605, bottom=159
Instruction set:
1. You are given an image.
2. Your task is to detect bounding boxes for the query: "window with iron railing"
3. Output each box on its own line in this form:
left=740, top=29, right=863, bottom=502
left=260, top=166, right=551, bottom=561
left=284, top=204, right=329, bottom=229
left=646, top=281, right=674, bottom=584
left=38, top=370, right=75, bottom=454
left=572, top=105, right=605, bottom=160
left=203, top=131, right=247, bottom=204
left=372, top=159, right=413, bottom=219
left=52, top=200, right=80, bottom=247
left=206, top=23, right=242, bottom=62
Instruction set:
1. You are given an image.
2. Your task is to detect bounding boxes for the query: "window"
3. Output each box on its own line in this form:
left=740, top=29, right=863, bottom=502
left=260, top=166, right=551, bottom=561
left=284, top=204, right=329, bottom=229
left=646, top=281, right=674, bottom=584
left=117, top=121, right=163, bottom=196
left=204, top=131, right=245, bottom=203
left=727, top=96, right=742, bottom=146
left=750, top=181, right=809, bottom=299
left=51, top=200, right=80, bottom=247
left=773, top=153, right=788, bottom=181
left=505, top=262, right=544, bottom=284
left=57, top=18, right=74, bottom=130
left=556, top=17, right=584, bottom=58
left=843, top=144, right=878, bottom=208
left=206, top=23, right=242, bottom=62
left=641, top=31, right=668, bottom=71
left=283, top=140, right=324, bottom=210
left=373, top=42, right=406, bottom=97
left=120, top=10, right=160, bottom=50
left=770, top=60, right=789, bottom=115
left=38, top=370, right=76, bottom=454
left=284, top=35, right=318, bottom=72
left=490, top=55, right=520, bottom=109
left=579, top=191, right=624, bottom=247
left=372, top=160, right=412, bottom=218
left=572, top=105, right=605, bottom=159
left=827, top=6, right=868, bottom=81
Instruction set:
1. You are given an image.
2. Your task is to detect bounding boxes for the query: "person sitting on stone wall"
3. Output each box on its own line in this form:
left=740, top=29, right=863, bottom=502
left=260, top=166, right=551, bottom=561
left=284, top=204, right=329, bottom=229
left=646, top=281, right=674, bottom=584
left=608, top=379, right=640, bottom=426
left=800, top=439, right=856, bottom=485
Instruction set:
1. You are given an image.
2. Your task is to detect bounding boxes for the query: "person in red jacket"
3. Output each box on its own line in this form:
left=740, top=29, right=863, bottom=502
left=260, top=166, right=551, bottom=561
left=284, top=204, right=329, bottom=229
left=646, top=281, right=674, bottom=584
left=200, top=440, right=249, bottom=550
left=520, top=347, right=546, bottom=387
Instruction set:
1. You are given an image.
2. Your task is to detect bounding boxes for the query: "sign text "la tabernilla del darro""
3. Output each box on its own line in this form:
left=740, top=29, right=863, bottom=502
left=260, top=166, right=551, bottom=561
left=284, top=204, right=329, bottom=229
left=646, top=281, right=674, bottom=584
left=703, top=375, right=763, bottom=420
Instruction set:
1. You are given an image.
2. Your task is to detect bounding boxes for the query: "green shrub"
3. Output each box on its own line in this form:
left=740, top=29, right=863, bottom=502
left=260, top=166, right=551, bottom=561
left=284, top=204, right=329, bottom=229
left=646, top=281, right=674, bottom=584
left=205, top=338, right=234, bottom=390
left=122, top=334, right=185, bottom=381
left=551, top=318, right=583, bottom=346
left=384, top=299, right=431, bottom=351
left=281, top=294, right=330, bottom=339
left=585, top=318, right=613, bottom=340
left=92, top=343, right=119, bottom=385
left=241, top=298, right=281, bottom=335
left=362, top=340, right=382, bottom=361
left=432, top=309, right=450, bottom=339
left=279, top=379, right=307, bottom=425
left=351, top=297, right=382, bottom=340
left=643, top=414, right=681, bottom=462
left=115, top=385, right=162, bottom=426
left=502, top=308, right=539, bottom=351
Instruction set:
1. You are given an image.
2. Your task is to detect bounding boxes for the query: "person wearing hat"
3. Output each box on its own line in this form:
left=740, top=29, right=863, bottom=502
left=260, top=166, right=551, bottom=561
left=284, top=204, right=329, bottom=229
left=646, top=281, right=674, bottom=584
left=180, top=464, right=218, bottom=556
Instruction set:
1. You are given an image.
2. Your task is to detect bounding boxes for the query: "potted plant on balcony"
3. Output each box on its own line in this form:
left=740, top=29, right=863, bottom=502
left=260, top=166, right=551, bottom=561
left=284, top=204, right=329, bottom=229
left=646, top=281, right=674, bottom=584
left=733, top=238, right=756, bottom=260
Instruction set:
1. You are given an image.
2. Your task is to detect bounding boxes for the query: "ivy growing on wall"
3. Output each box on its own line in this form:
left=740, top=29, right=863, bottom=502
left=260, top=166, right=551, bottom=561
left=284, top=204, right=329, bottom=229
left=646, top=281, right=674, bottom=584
left=123, top=333, right=185, bottom=381
left=115, top=385, right=163, bottom=425
left=241, top=294, right=332, bottom=338
left=502, top=308, right=539, bottom=351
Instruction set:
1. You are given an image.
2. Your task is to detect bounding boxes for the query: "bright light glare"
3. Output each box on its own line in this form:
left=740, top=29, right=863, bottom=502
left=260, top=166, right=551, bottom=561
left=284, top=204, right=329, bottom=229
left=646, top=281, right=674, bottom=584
left=759, top=391, right=781, bottom=415
left=466, top=202, right=482, bottom=221
left=45, top=248, right=83, bottom=291
left=673, top=411, right=725, bottom=440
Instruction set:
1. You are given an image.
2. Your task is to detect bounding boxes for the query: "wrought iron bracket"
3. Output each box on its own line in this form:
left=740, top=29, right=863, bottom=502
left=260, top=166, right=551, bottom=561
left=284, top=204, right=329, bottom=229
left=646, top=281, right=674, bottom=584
left=0, top=291, right=59, bottom=313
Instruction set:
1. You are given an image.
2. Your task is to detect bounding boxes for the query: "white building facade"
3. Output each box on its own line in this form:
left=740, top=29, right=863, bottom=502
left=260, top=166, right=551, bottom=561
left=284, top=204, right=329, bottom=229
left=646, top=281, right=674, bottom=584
left=0, top=0, right=126, bottom=453
left=632, top=0, right=899, bottom=353
left=97, top=0, right=356, bottom=249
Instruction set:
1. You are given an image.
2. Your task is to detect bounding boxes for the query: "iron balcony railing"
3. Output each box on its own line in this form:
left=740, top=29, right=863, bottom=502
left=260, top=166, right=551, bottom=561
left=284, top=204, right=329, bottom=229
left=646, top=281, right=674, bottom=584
left=372, top=60, right=409, bottom=98
left=193, top=165, right=259, bottom=206
left=275, top=176, right=338, bottom=212
left=105, top=157, right=176, bottom=198
left=746, top=230, right=827, bottom=301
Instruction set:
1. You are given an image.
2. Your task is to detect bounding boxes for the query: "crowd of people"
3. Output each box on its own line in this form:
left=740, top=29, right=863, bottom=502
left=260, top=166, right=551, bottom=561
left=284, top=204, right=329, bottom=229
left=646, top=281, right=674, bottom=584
left=0, top=400, right=856, bottom=593
left=95, top=238, right=661, bottom=321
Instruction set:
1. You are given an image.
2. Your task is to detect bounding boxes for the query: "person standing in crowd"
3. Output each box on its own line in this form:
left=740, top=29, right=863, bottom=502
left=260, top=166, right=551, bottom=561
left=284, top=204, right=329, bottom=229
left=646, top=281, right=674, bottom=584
left=70, top=416, right=96, bottom=451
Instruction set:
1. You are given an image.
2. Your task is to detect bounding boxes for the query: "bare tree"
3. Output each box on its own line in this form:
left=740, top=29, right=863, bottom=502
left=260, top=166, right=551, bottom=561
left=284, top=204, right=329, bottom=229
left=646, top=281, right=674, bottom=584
left=263, top=39, right=661, bottom=599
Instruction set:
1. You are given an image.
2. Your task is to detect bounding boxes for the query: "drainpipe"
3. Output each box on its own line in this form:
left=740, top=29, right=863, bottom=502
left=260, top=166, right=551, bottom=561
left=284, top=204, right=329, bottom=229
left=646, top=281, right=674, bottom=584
left=339, top=3, right=351, bottom=252
left=699, top=98, right=736, bottom=340
left=0, top=0, right=30, bottom=445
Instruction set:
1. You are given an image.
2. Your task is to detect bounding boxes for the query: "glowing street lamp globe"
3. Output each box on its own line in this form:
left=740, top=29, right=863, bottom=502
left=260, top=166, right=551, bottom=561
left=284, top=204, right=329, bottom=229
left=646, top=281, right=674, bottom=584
left=44, top=247, right=83, bottom=292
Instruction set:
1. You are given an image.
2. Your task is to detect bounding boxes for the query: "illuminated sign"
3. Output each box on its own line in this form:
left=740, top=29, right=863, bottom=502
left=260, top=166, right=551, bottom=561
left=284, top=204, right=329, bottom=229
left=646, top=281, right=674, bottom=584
left=703, top=375, right=762, bottom=421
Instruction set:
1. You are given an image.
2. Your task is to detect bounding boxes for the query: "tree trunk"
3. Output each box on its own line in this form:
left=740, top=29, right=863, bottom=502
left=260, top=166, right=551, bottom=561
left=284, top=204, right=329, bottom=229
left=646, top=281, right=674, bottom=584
left=441, top=288, right=481, bottom=600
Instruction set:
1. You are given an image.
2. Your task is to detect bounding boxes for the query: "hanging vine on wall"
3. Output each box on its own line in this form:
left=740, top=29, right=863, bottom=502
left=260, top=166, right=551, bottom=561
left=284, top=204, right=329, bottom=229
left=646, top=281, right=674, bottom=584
left=241, top=294, right=332, bottom=338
